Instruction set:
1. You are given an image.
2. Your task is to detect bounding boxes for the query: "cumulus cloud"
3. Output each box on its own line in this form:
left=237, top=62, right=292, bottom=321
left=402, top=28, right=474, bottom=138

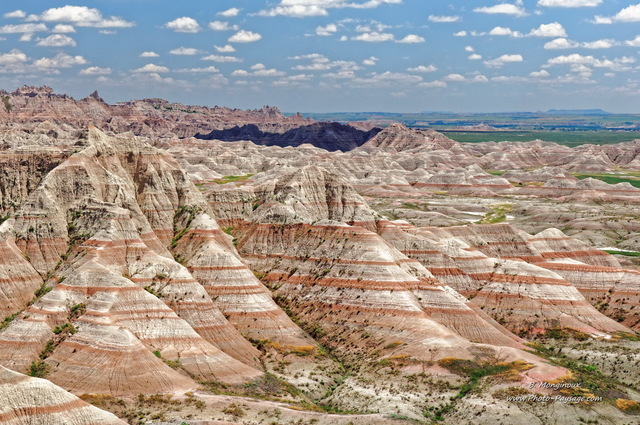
left=214, top=44, right=236, bottom=53
left=545, top=38, right=615, bottom=49
left=625, top=35, right=640, bottom=47
left=316, top=23, right=338, bottom=36
left=474, top=3, right=527, bottom=17
left=36, top=34, right=76, bottom=47
left=132, top=63, right=169, bottom=73
left=0, top=49, right=28, bottom=65
left=594, top=4, right=640, bottom=24
left=453, top=31, right=467, bottom=37
left=419, top=80, right=447, bottom=88
left=545, top=54, right=635, bottom=70
left=4, top=10, right=26, bottom=19
left=0, top=23, right=48, bottom=34
left=169, top=47, right=201, bottom=55
left=407, top=65, right=437, bottom=72
left=201, top=54, right=243, bottom=63
left=27, top=6, right=134, bottom=28
left=175, top=66, right=220, bottom=73
left=164, top=17, right=201, bottom=33
left=208, top=21, right=240, bottom=31
left=469, top=53, right=483, bottom=60
left=529, top=69, right=550, bottom=77
left=445, top=73, right=466, bottom=81
left=140, top=51, right=159, bottom=58
left=228, top=30, right=262, bottom=43
left=397, top=34, right=425, bottom=43
left=79, top=66, right=111, bottom=75
left=428, top=15, right=461, bottom=23
left=33, top=53, right=87, bottom=69
left=352, top=31, right=394, bottom=42
left=217, top=8, right=241, bottom=17
left=52, top=24, right=75, bottom=33
left=538, top=0, right=601, bottom=6
left=363, top=56, right=378, bottom=66
left=484, top=54, right=524, bottom=67
left=232, top=63, right=286, bottom=77
left=489, top=26, right=523, bottom=37
left=529, top=22, right=567, bottom=37
left=257, top=0, right=402, bottom=18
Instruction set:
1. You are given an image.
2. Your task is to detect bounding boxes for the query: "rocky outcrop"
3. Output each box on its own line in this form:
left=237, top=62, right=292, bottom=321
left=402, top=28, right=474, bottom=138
left=0, top=365, right=125, bottom=425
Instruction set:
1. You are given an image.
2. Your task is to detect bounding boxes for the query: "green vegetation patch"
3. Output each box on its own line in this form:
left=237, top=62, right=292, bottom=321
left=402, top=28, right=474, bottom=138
left=603, top=250, right=640, bottom=257
left=478, top=203, right=512, bottom=224
left=213, top=174, right=254, bottom=185
left=572, top=172, right=640, bottom=188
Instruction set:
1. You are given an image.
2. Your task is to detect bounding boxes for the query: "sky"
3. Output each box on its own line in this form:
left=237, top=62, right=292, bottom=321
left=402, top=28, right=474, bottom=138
left=0, top=1, right=640, bottom=113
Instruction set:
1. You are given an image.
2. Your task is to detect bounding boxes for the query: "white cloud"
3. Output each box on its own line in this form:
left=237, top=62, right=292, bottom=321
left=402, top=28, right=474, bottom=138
left=217, top=8, right=241, bottom=17
left=4, top=10, right=26, bottom=19
left=259, top=5, right=329, bottom=18
left=52, top=24, right=75, bottom=33
left=538, top=0, right=601, bottom=6
left=169, top=47, right=201, bottom=55
left=397, top=34, right=425, bottom=43
left=176, top=66, right=220, bottom=73
left=445, top=73, right=466, bottom=81
left=453, top=31, right=467, bottom=37
left=232, top=63, right=286, bottom=77
left=0, top=23, right=47, bottom=34
left=419, top=80, right=447, bottom=88
left=529, top=69, right=550, bottom=77
left=201, top=54, right=242, bottom=63
left=474, top=3, right=527, bottom=17
left=352, top=32, right=394, bottom=42
left=582, top=39, right=615, bottom=49
left=79, top=66, right=111, bottom=75
left=545, top=38, right=615, bottom=49
left=545, top=53, right=635, bottom=71
left=594, top=4, right=640, bottom=24
left=164, top=17, right=200, bottom=33
left=19, top=34, right=33, bottom=42
left=469, top=53, right=483, bottom=60
left=33, top=53, right=87, bottom=69
left=363, top=56, right=378, bottom=66
left=0, top=49, right=27, bottom=65
left=316, top=23, right=338, bottom=36
left=544, top=38, right=578, bottom=49
left=625, top=35, right=640, bottom=47
left=428, top=15, right=461, bottom=23
left=36, top=34, right=76, bottom=47
left=214, top=44, right=236, bottom=53
left=465, top=46, right=475, bottom=52
left=489, top=26, right=523, bottom=37
left=258, top=0, right=402, bottom=18
left=28, top=6, right=134, bottom=28
left=407, top=64, right=437, bottom=72
left=484, top=54, right=523, bottom=67
left=529, top=22, right=567, bottom=37
left=208, top=21, right=240, bottom=31
left=140, top=51, right=159, bottom=58
left=133, top=63, right=169, bottom=73
left=228, top=30, right=262, bottom=43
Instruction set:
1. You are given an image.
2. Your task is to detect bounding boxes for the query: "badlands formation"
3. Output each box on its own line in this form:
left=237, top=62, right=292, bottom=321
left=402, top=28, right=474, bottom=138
left=0, top=87, right=638, bottom=425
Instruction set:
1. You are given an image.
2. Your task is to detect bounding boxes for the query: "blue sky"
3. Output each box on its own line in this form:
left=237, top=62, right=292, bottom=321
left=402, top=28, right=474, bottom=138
left=1, top=1, right=640, bottom=112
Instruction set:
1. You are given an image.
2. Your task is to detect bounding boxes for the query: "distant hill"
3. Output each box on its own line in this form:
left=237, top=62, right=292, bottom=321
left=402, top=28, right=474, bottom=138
left=546, top=109, right=610, bottom=115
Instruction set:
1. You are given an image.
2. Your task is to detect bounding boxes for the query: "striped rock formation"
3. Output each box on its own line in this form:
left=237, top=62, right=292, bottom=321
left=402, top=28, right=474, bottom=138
left=0, top=128, right=264, bottom=396
left=379, top=221, right=634, bottom=336
left=0, top=365, right=125, bottom=425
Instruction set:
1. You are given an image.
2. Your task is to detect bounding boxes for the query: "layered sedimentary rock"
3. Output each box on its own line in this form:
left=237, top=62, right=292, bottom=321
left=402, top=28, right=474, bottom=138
left=0, top=366, right=125, bottom=425
left=0, top=128, right=264, bottom=396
